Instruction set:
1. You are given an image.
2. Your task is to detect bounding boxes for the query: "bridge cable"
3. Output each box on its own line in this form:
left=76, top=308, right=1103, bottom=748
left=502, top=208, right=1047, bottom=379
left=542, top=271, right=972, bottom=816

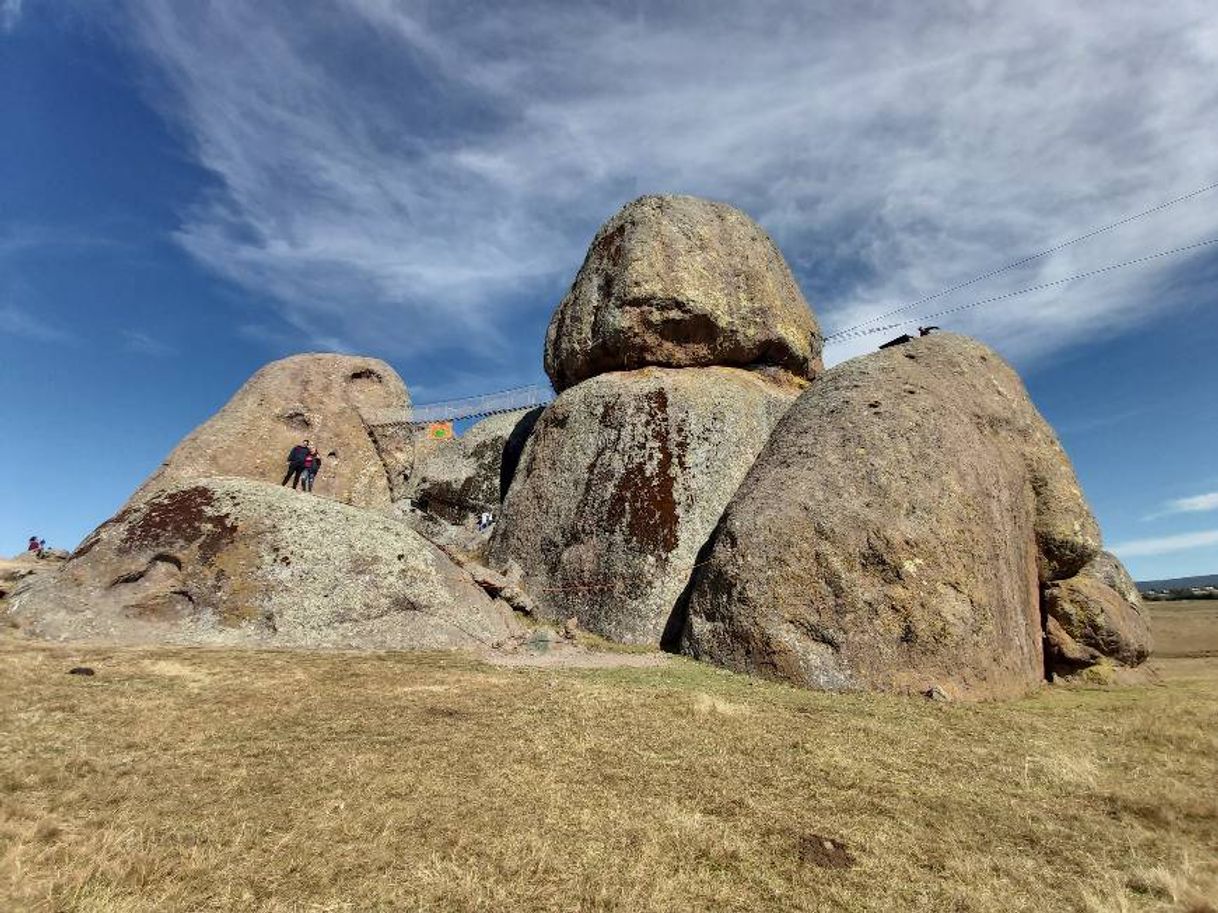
left=824, top=179, right=1218, bottom=341
left=828, top=236, right=1218, bottom=343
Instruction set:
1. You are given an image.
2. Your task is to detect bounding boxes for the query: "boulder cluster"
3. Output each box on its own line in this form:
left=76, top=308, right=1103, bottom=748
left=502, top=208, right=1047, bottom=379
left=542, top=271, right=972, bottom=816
left=3, top=193, right=1150, bottom=698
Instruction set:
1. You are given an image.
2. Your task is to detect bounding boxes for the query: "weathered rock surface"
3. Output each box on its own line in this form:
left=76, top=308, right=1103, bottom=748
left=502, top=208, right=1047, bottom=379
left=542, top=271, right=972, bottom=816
left=489, top=366, right=801, bottom=644
left=0, top=552, right=67, bottom=606
left=1043, top=551, right=1152, bottom=674
left=131, top=354, right=414, bottom=511
left=681, top=333, right=1101, bottom=699
left=544, top=195, right=823, bottom=392
left=406, top=408, right=543, bottom=523
left=6, top=478, right=519, bottom=649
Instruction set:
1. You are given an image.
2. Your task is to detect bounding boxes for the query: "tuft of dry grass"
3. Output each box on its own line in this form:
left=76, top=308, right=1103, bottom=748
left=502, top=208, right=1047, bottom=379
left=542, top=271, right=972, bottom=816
left=1, top=603, right=1216, bottom=912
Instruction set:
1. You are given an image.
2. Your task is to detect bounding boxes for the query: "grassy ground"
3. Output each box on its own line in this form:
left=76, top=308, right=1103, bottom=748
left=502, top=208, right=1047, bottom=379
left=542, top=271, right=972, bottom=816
left=1, top=605, right=1216, bottom=912
left=1147, top=600, right=1218, bottom=658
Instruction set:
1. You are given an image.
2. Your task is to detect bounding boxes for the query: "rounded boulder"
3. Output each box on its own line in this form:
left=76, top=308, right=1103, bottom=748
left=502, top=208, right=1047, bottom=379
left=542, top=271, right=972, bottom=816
left=544, top=195, right=823, bottom=392
left=131, top=354, right=414, bottom=510
left=681, top=333, right=1101, bottom=699
left=489, top=366, right=801, bottom=644
left=6, top=477, right=518, bottom=650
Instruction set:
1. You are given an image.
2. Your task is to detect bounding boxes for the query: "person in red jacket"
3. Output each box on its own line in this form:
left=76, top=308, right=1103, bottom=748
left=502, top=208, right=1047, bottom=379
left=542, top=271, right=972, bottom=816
left=281, top=439, right=311, bottom=489
left=303, top=448, right=323, bottom=492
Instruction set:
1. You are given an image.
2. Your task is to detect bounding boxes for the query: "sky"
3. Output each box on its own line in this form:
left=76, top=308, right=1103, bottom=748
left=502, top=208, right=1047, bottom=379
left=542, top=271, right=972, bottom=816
left=1, top=0, right=1216, bottom=581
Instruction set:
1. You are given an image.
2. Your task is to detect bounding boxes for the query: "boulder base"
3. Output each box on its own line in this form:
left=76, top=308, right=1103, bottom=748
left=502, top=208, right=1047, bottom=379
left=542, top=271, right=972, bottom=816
left=545, top=195, right=823, bottom=392
left=1043, top=551, right=1152, bottom=675
left=489, top=366, right=800, bottom=644
left=6, top=478, right=518, bottom=650
left=681, top=333, right=1101, bottom=699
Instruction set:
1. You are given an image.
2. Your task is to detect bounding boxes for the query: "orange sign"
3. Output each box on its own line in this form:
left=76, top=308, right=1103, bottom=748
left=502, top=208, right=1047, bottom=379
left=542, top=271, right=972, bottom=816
left=427, top=421, right=454, bottom=440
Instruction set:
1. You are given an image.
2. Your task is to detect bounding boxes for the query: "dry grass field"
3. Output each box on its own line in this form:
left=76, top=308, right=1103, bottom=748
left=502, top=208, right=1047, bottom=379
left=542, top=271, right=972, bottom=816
left=2, top=603, right=1216, bottom=913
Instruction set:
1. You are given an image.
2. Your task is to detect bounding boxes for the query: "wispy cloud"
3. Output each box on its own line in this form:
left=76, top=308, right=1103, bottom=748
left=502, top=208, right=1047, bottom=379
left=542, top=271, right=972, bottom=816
left=1146, top=491, right=1218, bottom=520
left=112, top=1, right=1218, bottom=382
left=1149, top=489, right=1218, bottom=518
left=0, top=305, right=73, bottom=343
left=1111, top=529, right=1218, bottom=558
left=1, top=0, right=22, bottom=34
left=122, top=329, right=176, bottom=357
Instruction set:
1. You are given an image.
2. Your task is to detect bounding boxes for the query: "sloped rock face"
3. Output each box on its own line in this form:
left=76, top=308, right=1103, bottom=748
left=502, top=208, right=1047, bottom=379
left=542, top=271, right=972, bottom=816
left=489, top=367, right=800, bottom=644
left=1043, top=551, right=1152, bottom=674
left=407, top=408, right=543, bottom=524
left=6, top=478, right=518, bottom=649
left=131, top=354, right=413, bottom=511
left=544, top=195, right=823, bottom=392
left=0, top=552, right=67, bottom=606
left=681, top=334, right=1101, bottom=700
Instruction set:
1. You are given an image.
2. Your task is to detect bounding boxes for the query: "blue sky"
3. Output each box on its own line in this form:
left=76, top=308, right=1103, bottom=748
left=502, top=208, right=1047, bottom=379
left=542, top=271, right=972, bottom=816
left=2, top=1, right=1216, bottom=580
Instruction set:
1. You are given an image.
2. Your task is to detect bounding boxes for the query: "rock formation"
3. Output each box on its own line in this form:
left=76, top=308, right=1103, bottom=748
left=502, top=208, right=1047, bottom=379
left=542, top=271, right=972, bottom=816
left=1043, top=551, right=1152, bottom=675
left=680, top=333, right=1103, bottom=700
left=6, top=477, right=519, bottom=650
left=131, top=354, right=414, bottom=511
left=8, top=189, right=1146, bottom=698
left=0, top=552, right=67, bottom=608
left=406, top=408, right=543, bottom=524
left=489, top=367, right=800, bottom=644
left=544, top=195, right=823, bottom=392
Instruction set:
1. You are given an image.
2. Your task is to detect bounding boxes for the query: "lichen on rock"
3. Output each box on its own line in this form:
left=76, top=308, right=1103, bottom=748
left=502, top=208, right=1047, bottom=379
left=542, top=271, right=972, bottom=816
left=489, top=366, right=800, bottom=645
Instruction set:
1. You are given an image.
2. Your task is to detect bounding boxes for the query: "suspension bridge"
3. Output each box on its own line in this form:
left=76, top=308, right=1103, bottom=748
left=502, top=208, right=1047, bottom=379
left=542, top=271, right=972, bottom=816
left=360, top=384, right=554, bottom=430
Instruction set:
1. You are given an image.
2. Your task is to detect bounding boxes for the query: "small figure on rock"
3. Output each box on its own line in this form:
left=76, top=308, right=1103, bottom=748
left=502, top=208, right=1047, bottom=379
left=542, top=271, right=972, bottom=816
left=477, top=511, right=494, bottom=532
left=27, top=536, right=41, bottom=556
left=303, top=448, right=323, bottom=492
left=281, top=439, right=310, bottom=490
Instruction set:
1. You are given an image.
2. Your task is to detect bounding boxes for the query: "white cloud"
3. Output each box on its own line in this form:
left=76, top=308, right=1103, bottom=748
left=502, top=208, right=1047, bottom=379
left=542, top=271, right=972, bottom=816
left=0, top=305, right=73, bottom=343
left=1163, top=492, right=1218, bottom=515
left=1, top=0, right=22, bottom=33
left=122, top=329, right=176, bottom=357
left=1142, top=491, right=1218, bottom=520
left=1111, top=529, right=1218, bottom=558
left=114, top=1, right=1218, bottom=381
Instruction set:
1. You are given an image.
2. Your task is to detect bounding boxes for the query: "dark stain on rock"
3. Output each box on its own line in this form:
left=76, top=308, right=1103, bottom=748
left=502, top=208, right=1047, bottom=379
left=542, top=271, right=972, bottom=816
left=120, top=487, right=238, bottom=565
left=603, top=388, right=683, bottom=555
left=595, top=221, right=627, bottom=271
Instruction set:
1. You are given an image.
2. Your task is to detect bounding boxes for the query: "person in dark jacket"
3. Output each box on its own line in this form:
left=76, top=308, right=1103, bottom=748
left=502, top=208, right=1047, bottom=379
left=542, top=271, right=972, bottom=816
left=281, top=439, right=311, bottom=489
left=303, top=448, right=322, bottom=492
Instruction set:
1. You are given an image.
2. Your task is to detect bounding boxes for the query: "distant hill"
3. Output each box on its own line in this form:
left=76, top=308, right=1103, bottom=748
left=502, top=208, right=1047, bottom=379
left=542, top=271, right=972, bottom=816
left=1137, top=573, right=1218, bottom=592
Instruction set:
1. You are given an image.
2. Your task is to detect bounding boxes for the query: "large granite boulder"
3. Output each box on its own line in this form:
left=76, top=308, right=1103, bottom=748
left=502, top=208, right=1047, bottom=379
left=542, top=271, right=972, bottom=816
left=544, top=195, right=823, bottom=392
left=6, top=478, right=519, bottom=650
left=489, top=366, right=801, bottom=644
left=681, top=334, right=1101, bottom=700
left=1043, top=551, right=1152, bottom=674
left=406, top=408, right=543, bottom=524
left=132, top=354, right=414, bottom=510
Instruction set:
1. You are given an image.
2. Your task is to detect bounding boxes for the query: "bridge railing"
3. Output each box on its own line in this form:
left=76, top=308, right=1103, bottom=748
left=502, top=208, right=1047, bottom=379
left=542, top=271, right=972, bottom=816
left=361, top=383, right=554, bottom=427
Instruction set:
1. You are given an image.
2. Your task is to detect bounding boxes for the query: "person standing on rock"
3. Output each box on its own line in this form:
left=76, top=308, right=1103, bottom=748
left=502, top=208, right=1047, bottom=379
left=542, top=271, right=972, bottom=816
left=281, top=439, right=310, bottom=489
left=303, top=448, right=323, bottom=492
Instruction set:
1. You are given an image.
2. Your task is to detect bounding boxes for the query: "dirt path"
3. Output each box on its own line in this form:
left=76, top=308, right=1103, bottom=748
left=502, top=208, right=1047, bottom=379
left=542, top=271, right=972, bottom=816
left=480, top=639, right=672, bottom=669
